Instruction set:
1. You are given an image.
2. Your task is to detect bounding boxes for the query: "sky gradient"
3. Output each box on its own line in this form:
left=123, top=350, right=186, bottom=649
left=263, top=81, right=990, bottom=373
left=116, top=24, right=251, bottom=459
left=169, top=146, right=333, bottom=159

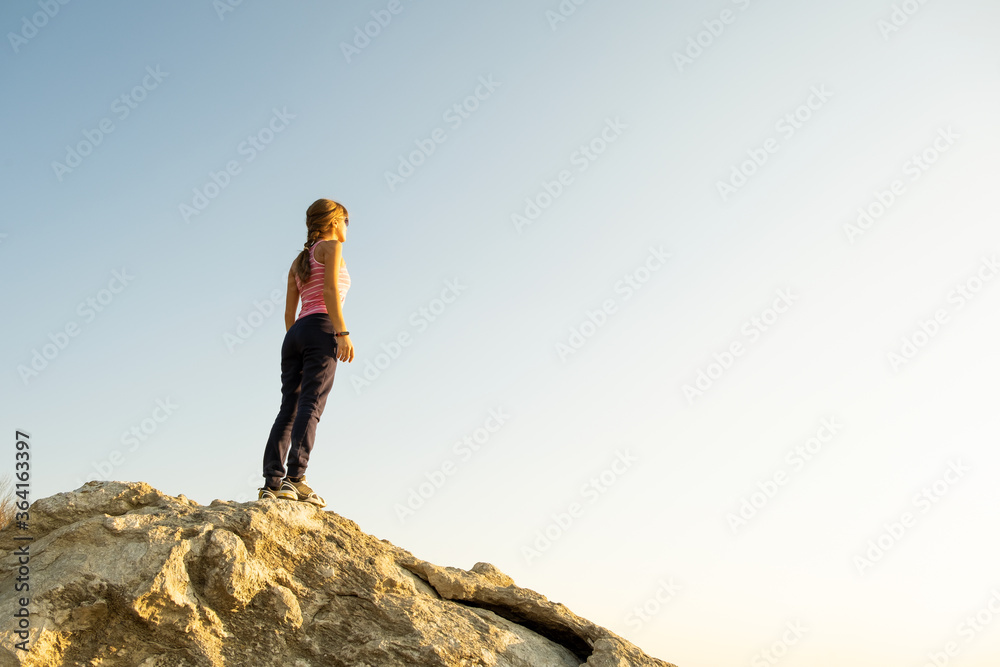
left=3, top=1, right=1000, bottom=664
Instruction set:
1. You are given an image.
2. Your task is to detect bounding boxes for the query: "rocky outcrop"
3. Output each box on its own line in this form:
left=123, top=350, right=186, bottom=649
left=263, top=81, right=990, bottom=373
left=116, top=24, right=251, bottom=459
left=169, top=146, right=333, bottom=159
left=0, top=481, right=675, bottom=666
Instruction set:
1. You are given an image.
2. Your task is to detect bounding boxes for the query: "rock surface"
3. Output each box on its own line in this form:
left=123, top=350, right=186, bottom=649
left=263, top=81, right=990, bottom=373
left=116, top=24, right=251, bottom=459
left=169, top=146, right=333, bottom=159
left=0, top=481, right=676, bottom=666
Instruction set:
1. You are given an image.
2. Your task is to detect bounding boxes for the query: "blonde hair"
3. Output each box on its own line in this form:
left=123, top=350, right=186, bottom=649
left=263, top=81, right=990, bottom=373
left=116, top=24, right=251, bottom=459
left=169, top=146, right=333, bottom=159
left=294, top=198, right=348, bottom=283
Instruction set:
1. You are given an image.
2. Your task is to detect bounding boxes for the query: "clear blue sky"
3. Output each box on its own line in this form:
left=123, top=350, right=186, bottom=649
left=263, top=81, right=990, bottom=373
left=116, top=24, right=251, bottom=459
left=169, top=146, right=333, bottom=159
left=3, top=1, right=1000, bottom=664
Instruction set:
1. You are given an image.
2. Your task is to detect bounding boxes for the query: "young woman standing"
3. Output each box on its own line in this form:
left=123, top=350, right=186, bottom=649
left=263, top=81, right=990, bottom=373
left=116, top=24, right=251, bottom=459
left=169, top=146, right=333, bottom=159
left=259, top=198, right=355, bottom=506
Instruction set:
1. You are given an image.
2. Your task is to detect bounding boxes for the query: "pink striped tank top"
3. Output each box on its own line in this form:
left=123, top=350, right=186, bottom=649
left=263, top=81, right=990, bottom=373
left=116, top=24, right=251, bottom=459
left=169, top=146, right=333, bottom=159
left=295, top=242, right=350, bottom=320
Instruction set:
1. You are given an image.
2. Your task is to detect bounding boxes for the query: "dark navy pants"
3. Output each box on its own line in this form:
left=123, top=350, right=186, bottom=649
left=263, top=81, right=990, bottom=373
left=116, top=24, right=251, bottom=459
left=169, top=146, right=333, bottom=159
left=262, top=313, right=338, bottom=489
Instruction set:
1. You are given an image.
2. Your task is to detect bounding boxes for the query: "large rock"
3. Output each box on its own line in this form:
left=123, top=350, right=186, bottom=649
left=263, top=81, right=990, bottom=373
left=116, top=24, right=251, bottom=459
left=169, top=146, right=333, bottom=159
left=0, top=481, right=676, bottom=666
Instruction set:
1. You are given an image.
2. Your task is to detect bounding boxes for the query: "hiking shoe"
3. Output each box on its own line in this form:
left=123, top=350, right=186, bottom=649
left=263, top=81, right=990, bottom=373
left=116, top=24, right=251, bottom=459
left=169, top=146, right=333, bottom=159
left=280, top=476, right=326, bottom=508
left=258, top=485, right=296, bottom=501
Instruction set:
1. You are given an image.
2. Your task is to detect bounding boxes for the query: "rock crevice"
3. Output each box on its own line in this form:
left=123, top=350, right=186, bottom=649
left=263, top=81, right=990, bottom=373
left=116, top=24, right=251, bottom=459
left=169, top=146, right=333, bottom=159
left=397, top=558, right=595, bottom=663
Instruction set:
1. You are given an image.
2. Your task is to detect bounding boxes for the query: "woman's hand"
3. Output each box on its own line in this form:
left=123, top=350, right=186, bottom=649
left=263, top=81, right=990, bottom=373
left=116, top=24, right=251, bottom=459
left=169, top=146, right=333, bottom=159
left=336, top=334, right=354, bottom=363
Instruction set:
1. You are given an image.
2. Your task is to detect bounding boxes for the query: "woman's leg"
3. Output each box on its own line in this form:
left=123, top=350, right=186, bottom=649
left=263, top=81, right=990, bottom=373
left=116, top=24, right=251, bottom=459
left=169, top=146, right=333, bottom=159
left=262, top=324, right=304, bottom=489
left=285, top=315, right=338, bottom=479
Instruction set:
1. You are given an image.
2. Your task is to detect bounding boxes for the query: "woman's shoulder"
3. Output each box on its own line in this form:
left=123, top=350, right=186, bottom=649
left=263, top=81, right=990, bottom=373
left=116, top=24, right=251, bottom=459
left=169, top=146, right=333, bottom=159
left=314, top=240, right=344, bottom=266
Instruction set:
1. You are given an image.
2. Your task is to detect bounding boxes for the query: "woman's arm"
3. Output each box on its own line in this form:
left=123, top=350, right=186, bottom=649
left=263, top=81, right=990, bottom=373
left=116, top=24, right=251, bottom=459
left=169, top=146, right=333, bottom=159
left=322, top=240, right=354, bottom=362
left=284, top=265, right=299, bottom=331
left=322, top=240, right=347, bottom=334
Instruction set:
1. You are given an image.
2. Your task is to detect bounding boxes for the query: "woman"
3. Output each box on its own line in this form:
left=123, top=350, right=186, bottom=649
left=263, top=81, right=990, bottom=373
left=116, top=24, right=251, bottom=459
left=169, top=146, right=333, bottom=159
left=259, top=198, right=355, bottom=506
